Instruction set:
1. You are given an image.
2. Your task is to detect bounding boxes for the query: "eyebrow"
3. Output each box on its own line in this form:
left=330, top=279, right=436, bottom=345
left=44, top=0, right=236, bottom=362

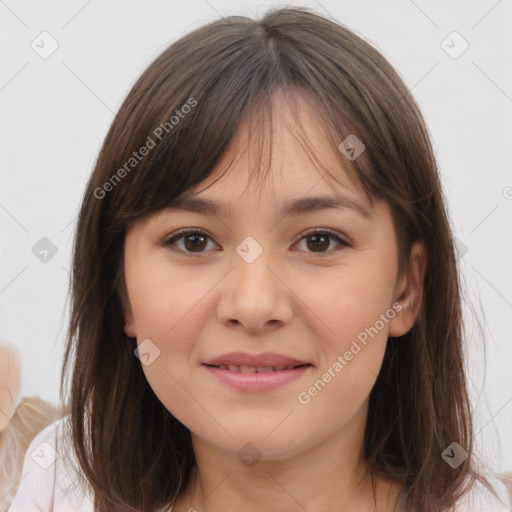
left=167, top=194, right=374, bottom=219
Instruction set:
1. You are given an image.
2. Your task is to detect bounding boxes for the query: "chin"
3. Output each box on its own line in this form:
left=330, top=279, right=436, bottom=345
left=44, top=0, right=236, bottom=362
left=197, top=427, right=312, bottom=464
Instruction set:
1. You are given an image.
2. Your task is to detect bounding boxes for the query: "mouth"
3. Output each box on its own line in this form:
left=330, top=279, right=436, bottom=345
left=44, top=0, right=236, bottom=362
left=202, top=363, right=313, bottom=392
left=203, top=363, right=312, bottom=373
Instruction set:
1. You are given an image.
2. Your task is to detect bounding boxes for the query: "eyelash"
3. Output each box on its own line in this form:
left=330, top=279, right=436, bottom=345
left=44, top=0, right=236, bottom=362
left=162, top=228, right=351, bottom=255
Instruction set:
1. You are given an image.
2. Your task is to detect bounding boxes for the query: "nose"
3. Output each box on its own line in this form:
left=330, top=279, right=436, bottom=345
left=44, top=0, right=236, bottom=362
left=216, top=243, right=293, bottom=333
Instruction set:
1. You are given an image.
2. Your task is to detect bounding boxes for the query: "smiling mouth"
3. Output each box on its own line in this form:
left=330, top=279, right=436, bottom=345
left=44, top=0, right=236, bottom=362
left=204, top=363, right=312, bottom=373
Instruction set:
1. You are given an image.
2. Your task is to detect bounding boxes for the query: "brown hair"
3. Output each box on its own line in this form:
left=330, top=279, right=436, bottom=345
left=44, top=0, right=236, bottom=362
left=61, top=6, right=495, bottom=511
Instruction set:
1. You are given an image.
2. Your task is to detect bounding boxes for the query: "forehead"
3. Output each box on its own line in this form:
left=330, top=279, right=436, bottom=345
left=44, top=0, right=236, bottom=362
left=166, top=191, right=375, bottom=221
left=181, top=91, right=370, bottom=211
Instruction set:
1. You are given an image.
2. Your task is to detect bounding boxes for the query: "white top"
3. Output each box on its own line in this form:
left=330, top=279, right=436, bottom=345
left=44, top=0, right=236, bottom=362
left=9, top=416, right=511, bottom=511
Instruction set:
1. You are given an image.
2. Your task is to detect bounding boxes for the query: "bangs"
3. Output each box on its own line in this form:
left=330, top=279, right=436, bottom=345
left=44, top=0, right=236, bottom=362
left=161, top=86, right=378, bottom=212
left=94, top=16, right=394, bottom=236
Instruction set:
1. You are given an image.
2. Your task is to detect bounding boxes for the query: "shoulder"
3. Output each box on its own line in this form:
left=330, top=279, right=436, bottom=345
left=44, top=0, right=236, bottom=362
left=9, top=414, right=95, bottom=512
left=452, top=474, right=512, bottom=511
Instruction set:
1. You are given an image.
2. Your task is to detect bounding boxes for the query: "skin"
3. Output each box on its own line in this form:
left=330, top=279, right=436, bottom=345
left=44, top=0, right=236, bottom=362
left=0, top=342, right=21, bottom=433
left=122, top=95, right=427, bottom=512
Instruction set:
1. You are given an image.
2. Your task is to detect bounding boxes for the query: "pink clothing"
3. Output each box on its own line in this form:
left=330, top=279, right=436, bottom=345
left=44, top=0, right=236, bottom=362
left=8, top=416, right=95, bottom=512
left=9, top=416, right=511, bottom=511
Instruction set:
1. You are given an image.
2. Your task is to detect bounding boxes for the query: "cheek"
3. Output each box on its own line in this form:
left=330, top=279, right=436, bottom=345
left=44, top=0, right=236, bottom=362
left=127, top=258, right=210, bottom=341
left=295, top=275, right=392, bottom=428
left=311, top=266, right=395, bottom=353
left=295, top=258, right=396, bottom=420
left=126, top=261, right=214, bottom=415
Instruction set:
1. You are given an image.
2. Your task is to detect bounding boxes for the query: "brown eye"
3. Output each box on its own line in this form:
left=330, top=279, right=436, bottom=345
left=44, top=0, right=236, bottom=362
left=305, top=233, right=330, bottom=252
left=163, top=228, right=349, bottom=255
left=163, top=230, right=215, bottom=253
left=182, top=233, right=208, bottom=252
left=294, top=229, right=349, bottom=254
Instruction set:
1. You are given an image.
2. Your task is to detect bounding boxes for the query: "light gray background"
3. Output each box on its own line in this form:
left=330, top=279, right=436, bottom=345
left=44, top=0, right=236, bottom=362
left=1, top=0, right=511, bottom=473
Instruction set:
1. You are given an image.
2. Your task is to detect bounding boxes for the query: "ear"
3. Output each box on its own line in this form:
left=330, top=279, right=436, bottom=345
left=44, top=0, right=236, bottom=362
left=388, top=241, right=427, bottom=338
left=119, top=276, right=137, bottom=339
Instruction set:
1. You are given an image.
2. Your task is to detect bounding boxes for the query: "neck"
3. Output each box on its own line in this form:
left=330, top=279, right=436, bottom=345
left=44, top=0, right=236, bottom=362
left=173, top=406, right=401, bottom=512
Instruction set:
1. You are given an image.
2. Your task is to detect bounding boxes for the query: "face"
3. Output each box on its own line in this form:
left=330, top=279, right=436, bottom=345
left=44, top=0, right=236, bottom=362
left=121, top=96, right=425, bottom=464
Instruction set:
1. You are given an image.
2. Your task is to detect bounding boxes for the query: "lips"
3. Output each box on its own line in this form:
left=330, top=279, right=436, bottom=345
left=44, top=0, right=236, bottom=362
left=202, top=352, right=314, bottom=391
left=209, top=363, right=310, bottom=373
left=202, top=351, right=313, bottom=370
left=203, top=361, right=313, bottom=392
